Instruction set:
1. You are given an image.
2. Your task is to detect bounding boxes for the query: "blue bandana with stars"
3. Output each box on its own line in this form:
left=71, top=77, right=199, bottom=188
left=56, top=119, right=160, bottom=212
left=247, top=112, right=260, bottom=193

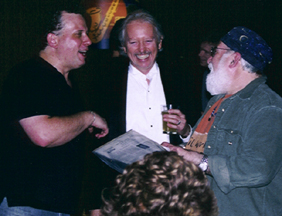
left=221, top=26, right=273, bottom=72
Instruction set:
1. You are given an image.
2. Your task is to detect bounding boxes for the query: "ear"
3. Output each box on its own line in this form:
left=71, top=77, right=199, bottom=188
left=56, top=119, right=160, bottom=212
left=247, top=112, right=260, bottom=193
left=158, top=38, right=163, bottom=50
left=229, top=52, right=241, bottom=68
left=122, top=46, right=127, bottom=54
left=47, top=33, right=59, bottom=48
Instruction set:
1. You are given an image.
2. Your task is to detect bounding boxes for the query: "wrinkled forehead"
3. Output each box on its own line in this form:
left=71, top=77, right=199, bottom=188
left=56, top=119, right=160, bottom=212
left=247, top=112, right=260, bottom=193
left=126, top=20, right=155, bottom=36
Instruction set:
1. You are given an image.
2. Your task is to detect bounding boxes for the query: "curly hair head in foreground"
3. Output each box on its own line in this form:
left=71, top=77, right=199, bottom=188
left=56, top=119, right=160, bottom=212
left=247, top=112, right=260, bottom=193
left=101, top=151, right=218, bottom=216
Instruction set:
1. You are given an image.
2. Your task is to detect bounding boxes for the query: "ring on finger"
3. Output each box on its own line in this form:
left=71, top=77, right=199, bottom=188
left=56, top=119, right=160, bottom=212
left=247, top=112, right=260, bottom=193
left=177, top=120, right=181, bottom=125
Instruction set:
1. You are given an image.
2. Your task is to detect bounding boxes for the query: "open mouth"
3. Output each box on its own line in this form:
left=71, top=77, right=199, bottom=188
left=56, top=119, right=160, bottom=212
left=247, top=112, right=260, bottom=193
left=78, top=50, right=87, bottom=57
left=136, top=54, right=149, bottom=60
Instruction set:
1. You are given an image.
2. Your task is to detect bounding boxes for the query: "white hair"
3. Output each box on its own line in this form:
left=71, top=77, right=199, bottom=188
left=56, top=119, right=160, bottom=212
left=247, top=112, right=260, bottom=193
left=240, top=58, right=258, bottom=73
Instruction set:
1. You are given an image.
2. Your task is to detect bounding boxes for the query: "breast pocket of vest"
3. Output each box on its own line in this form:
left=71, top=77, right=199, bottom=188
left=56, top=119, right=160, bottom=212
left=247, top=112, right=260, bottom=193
left=215, top=129, right=242, bottom=156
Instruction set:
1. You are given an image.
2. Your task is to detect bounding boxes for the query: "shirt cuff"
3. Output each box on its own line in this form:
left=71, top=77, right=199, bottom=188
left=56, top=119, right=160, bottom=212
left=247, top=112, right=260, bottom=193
left=180, top=124, right=192, bottom=142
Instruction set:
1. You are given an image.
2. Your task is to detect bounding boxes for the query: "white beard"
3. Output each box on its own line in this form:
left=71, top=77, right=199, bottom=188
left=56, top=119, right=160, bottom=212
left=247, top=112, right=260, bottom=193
left=206, top=59, right=232, bottom=95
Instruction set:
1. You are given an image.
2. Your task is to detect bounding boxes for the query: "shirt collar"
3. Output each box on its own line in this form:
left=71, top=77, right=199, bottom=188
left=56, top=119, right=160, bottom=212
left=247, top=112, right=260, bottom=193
left=236, top=76, right=267, bottom=99
left=128, top=62, right=159, bottom=81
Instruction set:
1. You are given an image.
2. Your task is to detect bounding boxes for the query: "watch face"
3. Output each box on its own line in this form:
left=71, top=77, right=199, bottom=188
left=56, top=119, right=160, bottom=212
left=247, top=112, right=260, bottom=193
left=199, top=162, right=208, bottom=172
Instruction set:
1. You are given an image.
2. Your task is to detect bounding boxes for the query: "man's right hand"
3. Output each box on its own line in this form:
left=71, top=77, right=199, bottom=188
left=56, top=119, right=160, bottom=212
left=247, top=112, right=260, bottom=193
left=161, top=142, right=203, bottom=165
left=88, top=111, right=109, bottom=138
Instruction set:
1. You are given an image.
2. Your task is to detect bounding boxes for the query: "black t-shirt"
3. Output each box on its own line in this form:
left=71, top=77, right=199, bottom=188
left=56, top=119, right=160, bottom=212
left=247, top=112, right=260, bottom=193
left=1, top=57, right=86, bottom=214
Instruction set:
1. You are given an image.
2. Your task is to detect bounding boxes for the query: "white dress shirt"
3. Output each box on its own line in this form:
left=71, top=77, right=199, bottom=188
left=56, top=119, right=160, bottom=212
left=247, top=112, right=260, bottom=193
left=126, top=62, right=170, bottom=144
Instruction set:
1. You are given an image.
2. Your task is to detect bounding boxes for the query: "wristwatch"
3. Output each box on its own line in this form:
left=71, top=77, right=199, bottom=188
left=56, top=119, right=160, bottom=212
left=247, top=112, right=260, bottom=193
left=199, top=154, right=209, bottom=172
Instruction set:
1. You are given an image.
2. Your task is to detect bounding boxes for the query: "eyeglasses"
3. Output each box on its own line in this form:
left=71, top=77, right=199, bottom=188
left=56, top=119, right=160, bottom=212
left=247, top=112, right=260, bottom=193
left=211, top=47, right=232, bottom=57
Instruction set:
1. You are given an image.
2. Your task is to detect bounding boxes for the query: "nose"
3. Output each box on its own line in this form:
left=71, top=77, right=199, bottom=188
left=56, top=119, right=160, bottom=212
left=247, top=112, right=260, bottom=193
left=198, top=50, right=204, bottom=57
left=84, top=34, right=92, bottom=46
left=207, top=56, right=213, bottom=64
left=138, top=41, right=145, bottom=53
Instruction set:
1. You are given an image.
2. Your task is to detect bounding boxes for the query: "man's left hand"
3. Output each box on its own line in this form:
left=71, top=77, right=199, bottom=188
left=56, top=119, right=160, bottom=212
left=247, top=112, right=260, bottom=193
left=162, top=109, right=190, bottom=137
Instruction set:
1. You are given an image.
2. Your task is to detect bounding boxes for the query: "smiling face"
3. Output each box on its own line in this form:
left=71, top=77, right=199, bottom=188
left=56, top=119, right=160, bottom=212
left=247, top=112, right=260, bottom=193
left=55, top=12, right=92, bottom=73
left=123, top=20, right=162, bottom=74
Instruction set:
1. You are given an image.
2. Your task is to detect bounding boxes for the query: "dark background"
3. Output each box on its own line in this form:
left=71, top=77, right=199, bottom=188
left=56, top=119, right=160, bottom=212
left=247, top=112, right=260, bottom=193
left=1, top=0, right=281, bottom=95
left=1, top=0, right=282, bottom=213
left=1, top=0, right=281, bottom=101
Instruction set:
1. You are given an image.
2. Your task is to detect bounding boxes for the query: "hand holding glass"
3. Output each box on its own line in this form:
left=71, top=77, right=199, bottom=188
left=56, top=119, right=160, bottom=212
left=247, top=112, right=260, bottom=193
left=162, top=104, right=177, bottom=134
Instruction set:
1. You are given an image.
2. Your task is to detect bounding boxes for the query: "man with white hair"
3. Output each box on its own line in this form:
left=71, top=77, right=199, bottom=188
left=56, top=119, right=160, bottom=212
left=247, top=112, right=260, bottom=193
left=163, top=26, right=282, bottom=215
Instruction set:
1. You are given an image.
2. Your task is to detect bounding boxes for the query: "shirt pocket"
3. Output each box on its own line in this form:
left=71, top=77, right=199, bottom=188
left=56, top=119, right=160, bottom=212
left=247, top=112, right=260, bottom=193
left=214, top=129, right=243, bottom=156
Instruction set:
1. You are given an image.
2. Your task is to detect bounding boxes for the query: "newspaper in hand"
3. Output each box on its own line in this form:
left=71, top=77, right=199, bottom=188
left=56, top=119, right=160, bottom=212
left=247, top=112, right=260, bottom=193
left=93, top=130, right=167, bottom=173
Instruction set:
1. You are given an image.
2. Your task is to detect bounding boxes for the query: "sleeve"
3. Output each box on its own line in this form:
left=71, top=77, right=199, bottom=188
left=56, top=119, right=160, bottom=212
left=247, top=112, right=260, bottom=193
left=180, top=124, right=193, bottom=143
left=3, top=67, right=60, bottom=121
left=208, top=106, right=282, bottom=194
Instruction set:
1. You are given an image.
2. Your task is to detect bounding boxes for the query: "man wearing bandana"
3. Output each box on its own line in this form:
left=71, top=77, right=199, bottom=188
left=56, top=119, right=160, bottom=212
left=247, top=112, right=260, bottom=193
left=163, top=27, right=282, bottom=216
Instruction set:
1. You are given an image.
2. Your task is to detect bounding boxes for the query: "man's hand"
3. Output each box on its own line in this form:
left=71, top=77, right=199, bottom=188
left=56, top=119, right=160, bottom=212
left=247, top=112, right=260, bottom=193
left=162, top=109, right=190, bottom=137
left=161, top=142, right=203, bottom=165
left=88, top=112, right=109, bottom=138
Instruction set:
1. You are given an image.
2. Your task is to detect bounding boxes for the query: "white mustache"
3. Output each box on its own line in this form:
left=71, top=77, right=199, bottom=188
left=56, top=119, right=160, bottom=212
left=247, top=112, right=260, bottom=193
left=136, top=52, right=151, bottom=55
left=208, top=63, right=213, bottom=71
